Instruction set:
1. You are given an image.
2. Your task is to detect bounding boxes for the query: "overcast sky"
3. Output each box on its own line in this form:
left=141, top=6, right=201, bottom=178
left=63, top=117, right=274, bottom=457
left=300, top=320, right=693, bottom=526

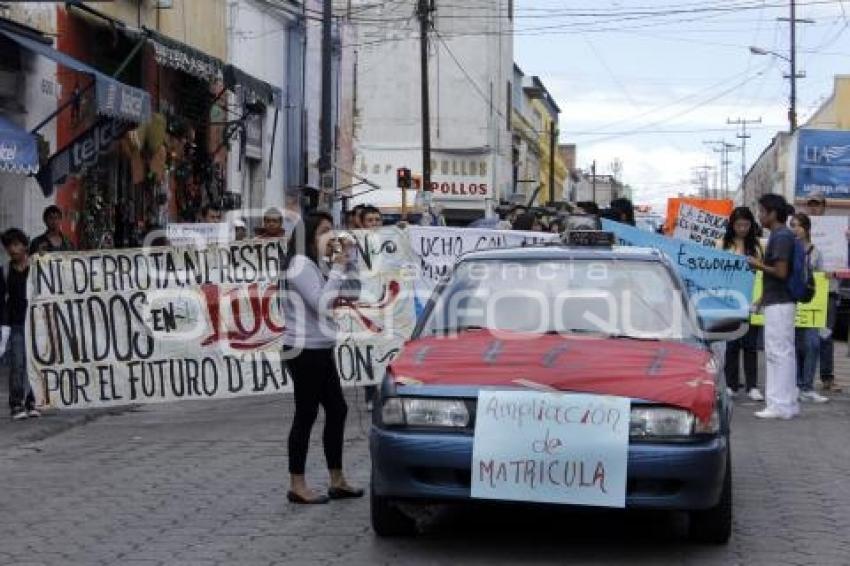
left=514, top=0, right=850, bottom=211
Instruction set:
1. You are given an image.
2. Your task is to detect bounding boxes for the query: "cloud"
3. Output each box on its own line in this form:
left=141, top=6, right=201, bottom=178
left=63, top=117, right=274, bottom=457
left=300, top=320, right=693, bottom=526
left=578, top=142, right=717, bottom=213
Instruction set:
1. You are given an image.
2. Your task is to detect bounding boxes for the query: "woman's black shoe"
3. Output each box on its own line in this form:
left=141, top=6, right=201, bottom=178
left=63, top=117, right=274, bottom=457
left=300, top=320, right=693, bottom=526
left=328, top=486, right=365, bottom=500
left=287, top=491, right=330, bottom=504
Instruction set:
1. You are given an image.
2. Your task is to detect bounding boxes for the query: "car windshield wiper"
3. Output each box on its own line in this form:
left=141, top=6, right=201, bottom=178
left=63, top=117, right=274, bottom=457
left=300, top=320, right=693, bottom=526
left=431, top=325, right=486, bottom=335
left=559, top=329, right=667, bottom=341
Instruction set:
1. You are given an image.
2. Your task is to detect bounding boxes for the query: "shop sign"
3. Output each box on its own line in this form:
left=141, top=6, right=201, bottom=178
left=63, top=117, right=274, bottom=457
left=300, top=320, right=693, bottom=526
left=355, top=151, right=493, bottom=201
left=96, top=80, right=151, bottom=124
left=36, top=118, right=128, bottom=197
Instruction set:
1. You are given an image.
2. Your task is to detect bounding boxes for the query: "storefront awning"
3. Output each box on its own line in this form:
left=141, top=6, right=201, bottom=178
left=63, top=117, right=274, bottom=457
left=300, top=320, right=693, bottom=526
left=224, top=65, right=282, bottom=110
left=0, top=115, right=39, bottom=175
left=144, top=27, right=224, bottom=84
left=141, top=28, right=281, bottom=110
left=0, top=27, right=151, bottom=124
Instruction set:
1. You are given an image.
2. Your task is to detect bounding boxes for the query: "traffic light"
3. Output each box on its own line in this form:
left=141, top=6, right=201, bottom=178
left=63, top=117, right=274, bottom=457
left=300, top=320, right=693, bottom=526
left=397, top=167, right=412, bottom=189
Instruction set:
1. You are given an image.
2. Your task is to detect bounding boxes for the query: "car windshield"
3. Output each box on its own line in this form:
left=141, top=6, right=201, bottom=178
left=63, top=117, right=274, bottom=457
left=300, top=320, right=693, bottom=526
left=420, top=258, right=696, bottom=341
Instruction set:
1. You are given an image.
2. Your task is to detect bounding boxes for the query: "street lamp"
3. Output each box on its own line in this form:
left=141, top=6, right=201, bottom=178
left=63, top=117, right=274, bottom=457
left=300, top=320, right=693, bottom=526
left=750, top=44, right=804, bottom=132
left=748, top=46, right=789, bottom=61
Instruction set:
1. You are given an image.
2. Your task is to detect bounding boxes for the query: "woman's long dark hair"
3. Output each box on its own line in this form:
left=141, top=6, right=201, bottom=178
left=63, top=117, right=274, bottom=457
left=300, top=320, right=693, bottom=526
left=722, top=206, right=761, bottom=256
left=285, top=210, right=334, bottom=267
left=792, top=212, right=813, bottom=242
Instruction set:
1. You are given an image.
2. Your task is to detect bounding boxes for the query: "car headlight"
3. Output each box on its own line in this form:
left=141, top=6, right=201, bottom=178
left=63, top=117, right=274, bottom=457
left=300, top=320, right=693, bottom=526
left=381, top=398, right=469, bottom=428
left=630, top=406, right=721, bottom=438
left=630, top=407, right=695, bottom=438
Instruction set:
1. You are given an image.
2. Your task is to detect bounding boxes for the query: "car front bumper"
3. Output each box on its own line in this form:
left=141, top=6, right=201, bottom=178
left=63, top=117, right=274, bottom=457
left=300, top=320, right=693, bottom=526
left=370, top=426, right=728, bottom=511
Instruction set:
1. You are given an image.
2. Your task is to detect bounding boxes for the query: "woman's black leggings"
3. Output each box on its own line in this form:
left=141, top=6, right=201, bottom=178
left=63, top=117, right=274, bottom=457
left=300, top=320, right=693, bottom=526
left=287, top=348, right=348, bottom=475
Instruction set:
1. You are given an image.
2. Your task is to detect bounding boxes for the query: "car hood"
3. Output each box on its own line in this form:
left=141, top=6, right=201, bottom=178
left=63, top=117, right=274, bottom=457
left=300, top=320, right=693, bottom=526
left=389, top=330, right=716, bottom=421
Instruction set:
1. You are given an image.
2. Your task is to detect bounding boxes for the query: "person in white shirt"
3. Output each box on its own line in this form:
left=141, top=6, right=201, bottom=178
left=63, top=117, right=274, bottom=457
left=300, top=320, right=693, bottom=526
left=281, top=211, right=363, bottom=504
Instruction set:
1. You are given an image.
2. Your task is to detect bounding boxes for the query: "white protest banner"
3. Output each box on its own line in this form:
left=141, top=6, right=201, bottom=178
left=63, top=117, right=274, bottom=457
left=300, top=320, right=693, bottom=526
left=333, top=227, right=419, bottom=386
left=27, top=238, right=291, bottom=410
left=166, top=223, right=234, bottom=247
left=407, top=226, right=557, bottom=290
left=471, top=390, right=630, bottom=508
left=810, top=216, right=849, bottom=272
left=672, top=203, right=728, bottom=248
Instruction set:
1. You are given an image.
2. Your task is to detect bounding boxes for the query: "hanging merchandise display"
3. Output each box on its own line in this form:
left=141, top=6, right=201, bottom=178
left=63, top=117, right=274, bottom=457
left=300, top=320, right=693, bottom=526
left=79, top=166, right=115, bottom=250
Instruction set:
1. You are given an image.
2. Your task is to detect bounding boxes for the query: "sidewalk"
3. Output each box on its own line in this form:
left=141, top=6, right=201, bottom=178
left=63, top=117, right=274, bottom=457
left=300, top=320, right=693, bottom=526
left=0, top=367, right=130, bottom=451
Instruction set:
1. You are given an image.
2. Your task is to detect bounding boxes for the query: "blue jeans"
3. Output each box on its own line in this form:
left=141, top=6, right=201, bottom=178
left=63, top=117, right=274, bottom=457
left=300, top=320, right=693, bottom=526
left=6, top=326, right=35, bottom=413
left=819, top=293, right=837, bottom=381
left=796, top=328, right=820, bottom=392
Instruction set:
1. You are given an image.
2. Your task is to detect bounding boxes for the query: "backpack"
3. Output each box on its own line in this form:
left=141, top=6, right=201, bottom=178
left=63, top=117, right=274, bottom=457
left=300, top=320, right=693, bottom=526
left=787, top=238, right=816, bottom=303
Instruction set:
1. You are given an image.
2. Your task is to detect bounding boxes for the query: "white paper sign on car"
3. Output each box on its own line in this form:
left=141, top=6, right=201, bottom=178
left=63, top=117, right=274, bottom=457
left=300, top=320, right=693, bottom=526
left=471, top=390, right=630, bottom=508
left=166, top=223, right=234, bottom=247
left=810, top=215, right=849, bottom=271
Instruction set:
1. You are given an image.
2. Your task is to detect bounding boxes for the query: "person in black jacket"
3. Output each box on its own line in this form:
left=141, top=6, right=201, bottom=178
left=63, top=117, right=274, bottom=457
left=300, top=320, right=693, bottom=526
left=1, top=228, right=39, bottom=420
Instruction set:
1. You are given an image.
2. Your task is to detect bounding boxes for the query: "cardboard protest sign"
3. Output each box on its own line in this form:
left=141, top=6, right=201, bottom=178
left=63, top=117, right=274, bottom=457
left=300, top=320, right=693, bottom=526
left=603, top=219, right=754, bottom=317
left=750, top=272, right=829, bottom=328
left=471, top=390, right=629, bottom=508
left=665, top=198, right=733, bottom=235
left=810, top=216, right=849, bottom=272
left=333, top=227, right=418, bottom=387
left=672, top=203, right=728, bottom=248
left=26, top=239, right=291, bottom=410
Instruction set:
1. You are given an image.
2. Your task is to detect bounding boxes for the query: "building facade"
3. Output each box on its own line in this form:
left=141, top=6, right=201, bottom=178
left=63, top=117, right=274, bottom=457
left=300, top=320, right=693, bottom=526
left=350, top=0, right=513, bottom=223
left=523, top=75, right=566, bottom=206
left=740, top=75, right=850, bottom=213
left=0, top=4, right=58, bottom=237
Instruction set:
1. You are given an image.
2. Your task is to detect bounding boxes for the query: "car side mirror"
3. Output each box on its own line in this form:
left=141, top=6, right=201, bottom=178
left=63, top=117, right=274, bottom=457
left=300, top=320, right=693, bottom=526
left=698, top=316, right=748, bottom=342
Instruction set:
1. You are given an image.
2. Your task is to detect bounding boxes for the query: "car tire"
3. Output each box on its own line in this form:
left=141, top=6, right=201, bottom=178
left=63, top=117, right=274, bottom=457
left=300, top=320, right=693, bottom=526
left=688, top=452, right=732, bottom=545
left=371, top=491, right=417, bottom=537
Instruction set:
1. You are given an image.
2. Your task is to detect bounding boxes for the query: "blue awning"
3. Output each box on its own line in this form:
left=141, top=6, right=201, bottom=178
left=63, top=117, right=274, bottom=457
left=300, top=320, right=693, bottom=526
left=0, top=27, right=151, bottom=124
left=0, top=115, right=39, bottom=175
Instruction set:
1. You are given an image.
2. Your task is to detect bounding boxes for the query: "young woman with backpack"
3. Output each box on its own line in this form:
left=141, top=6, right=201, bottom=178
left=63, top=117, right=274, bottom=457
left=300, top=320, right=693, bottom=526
left=716, top=207, right=765, bottom=402
left=789, top=213, right=829, bottom=404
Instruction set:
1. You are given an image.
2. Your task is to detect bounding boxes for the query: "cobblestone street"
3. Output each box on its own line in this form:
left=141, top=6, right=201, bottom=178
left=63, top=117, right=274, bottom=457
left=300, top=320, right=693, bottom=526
left=2, top=362, right=850, bottom=566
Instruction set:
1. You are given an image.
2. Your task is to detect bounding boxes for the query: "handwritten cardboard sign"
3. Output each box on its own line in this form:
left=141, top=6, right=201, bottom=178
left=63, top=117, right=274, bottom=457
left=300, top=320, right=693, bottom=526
left=750, top=271, right=829, bottom=328
left=810, top=216, right=849, bottom=272
left=672, top=203, right=728, bottom=248
left=471, top=390, right=630, bottom=508
left=603, top=219, right=754, bottom=318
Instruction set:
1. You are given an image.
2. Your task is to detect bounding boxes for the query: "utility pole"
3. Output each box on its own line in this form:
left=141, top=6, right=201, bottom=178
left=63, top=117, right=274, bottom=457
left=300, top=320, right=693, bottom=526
left=703, top=140, right=738, bottom=198
left=728, top=117, right=762, bottom=189
left=591, top=160, right=597, bottom=204
left=776, top=0, right=813, bottom=132
left=318, top=0, right=333, bottom=201
left=417, top=0, right=435, bottom=194
left=548, top=121, right=557, bottom=205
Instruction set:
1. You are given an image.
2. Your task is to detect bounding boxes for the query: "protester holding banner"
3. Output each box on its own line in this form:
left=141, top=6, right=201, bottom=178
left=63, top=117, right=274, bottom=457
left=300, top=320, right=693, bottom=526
left=716, top=207, right=764, bottom=402
left=29, top=206, right=74, bottom=255
left=199, top=204, right=223, bottom=223
left=282, top=211, right=363, bottom=504
left=748, top=195, right=799, bottom=420
left=789, top=213, right=830, bottom=404
left=261, top=207, right=286, bottom=239
left=1, top=229, right=39, bottom=421
left=804, top=192, right=842, bottom=393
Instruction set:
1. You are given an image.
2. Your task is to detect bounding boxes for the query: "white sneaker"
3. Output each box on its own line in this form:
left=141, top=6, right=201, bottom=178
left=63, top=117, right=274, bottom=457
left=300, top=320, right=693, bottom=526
left=726, top=387, right=737, bottom=398
left=799, top=390, right=829, bottom=404
left=11, top=410, right=28, bottom=421
left=26, top=409, right=41, bottom=418
left=747, top=388, right=764, bottom=402
left=754, top=408, right=793, bottom=420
